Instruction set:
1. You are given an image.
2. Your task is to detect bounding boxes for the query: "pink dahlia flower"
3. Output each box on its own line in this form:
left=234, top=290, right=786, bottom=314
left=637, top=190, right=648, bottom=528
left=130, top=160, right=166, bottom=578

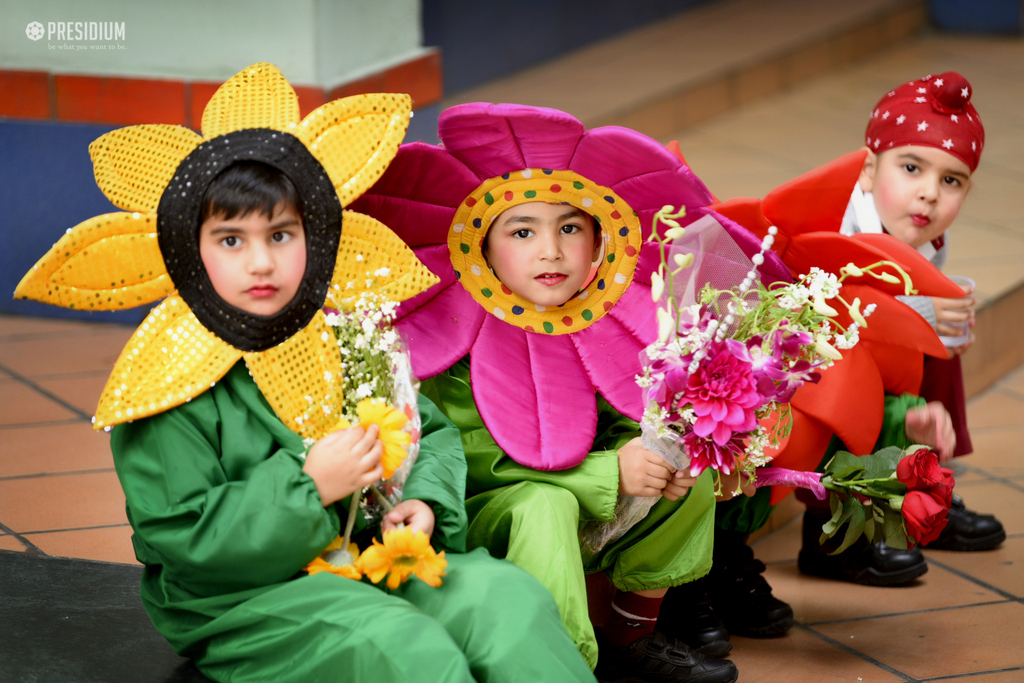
left=683, top=429, right=745, bottom=477
left=683, top=341, right=762, bottom=446
left=352, top=103, right=788, bottom=470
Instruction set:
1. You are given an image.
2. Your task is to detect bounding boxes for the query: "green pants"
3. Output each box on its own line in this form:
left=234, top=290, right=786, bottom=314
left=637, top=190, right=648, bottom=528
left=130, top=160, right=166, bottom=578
left=176, top=548, right=594, bottom=683
left=464, top=472, right=715, bottom=669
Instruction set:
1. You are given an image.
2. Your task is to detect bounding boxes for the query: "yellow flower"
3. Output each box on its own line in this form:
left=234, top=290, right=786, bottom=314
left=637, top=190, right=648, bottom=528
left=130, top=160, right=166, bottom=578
left=14, top=62, right=437, bottom=441
left=356, top=527, right=447, bottom=589
left=356, top=398, right=412, bottom=478
left=305, top=537, right=362, bottom=580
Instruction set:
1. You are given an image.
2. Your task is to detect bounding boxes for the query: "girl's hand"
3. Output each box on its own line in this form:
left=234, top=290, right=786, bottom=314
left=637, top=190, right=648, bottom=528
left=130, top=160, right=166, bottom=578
left=931, top=295, right=975, bottom=337
left=663, top=470, right=698, bottom=501
left=382, top=499, right=435, bottom=537
left=905, top=401, right=956, bottom=463
left=617, top=437, right=673, bottom=497
left=715, top=470, right=756, bottom=501
left=303, top=424, right=383, bottom=506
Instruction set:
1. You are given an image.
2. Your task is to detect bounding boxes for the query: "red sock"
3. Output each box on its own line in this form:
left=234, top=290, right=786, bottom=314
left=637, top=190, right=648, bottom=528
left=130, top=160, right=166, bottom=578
left=603, top=592, right=663, bottom=648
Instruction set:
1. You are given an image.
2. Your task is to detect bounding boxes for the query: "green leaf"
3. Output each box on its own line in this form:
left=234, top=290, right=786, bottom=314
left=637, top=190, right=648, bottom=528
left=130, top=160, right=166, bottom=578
left=831, top=499, right=866, bottom=555
left=863, top=516, right=876, bottom=543
left=874, top=446, right=904, bottom=469
left=824, top=451, right=862, bottom=475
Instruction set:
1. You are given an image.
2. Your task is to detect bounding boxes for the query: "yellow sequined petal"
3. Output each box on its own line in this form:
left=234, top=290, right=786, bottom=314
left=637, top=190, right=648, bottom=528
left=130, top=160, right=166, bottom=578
left=326, top=210, right=439, bottom=310
left=89, top=125, right=203, bottom=212
left=14, top=212, right=173, bottom=311
left=244, top=309, right=346, bottom=441
left=94, top=295, right=242, bottom=430
left=201, top=62, right=300, bottom=139
left=295, top=94, right=411, bottom=207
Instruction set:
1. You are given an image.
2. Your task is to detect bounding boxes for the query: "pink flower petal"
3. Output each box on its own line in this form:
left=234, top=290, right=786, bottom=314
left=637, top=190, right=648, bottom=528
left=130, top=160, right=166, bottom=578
left=439, top=103, right=585, bottom=181
left=570, top=315, right=646, bottom=422
left=570, top=128, right=713, bottom=213
left=712, top=422, right=734, bottom=447
left=606, top=283, right=658, bottom=347
left=471, top=317, right=597, bottom=471
left=396, top=282, right=485, bottom=379
left=350, top=142, right=478, bottom=248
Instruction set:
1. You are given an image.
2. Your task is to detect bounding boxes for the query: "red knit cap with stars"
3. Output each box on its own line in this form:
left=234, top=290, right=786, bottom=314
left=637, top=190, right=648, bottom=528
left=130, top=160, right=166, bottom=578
left=865, top=71, right=984, bottom=172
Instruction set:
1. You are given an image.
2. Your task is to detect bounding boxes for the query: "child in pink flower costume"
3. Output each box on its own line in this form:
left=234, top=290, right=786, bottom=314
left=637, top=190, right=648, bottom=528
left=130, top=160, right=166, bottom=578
left=352, top=103, right=791, bottom=683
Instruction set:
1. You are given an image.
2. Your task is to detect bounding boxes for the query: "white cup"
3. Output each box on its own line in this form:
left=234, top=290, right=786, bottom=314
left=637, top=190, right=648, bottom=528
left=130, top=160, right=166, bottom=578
left=937, top=275, right=974, bottom=348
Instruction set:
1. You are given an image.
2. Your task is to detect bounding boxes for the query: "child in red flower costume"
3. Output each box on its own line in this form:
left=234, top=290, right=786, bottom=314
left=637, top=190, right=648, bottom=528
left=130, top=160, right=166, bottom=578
left=662, top=72, right=1002, bottom=653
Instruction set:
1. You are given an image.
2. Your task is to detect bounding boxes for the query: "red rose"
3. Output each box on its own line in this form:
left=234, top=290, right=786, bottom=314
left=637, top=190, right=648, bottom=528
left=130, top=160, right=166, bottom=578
left=902, top=490, right=950, bottom=545
left=896, top=448, right=944, bottom=490
left=931, top=467, right=955, bottom=508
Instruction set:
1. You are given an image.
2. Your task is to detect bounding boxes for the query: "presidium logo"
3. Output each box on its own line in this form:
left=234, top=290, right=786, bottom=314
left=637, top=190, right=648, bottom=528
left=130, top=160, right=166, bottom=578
left=26, top=22, right=44, bottom=41
left=25, top=21, right=125, bottom=42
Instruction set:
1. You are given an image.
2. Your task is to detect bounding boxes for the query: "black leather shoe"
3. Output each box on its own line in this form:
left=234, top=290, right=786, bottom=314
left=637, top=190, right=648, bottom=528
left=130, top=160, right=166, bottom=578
left=923, top=495, right=1005, bottom=551
left=707, top=531, right=794, bottom=637
left=595, top=631, right=738, bottom=683
left=658, top=579, right=732, bottom=656
left=798, top=509, right=928, bottom=586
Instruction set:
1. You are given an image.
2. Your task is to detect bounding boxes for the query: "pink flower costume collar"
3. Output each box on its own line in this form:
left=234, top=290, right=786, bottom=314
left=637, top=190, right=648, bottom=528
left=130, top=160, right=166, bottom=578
left=352, top=103, right=788, bottom=470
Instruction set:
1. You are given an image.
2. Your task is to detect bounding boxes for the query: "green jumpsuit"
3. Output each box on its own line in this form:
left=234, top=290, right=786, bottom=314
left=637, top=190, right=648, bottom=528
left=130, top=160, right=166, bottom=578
left=716, top=393, right=927, bottom=534
left=111, top=361, right=595, bottom=683
left=422, top=357, right=716, bottom=669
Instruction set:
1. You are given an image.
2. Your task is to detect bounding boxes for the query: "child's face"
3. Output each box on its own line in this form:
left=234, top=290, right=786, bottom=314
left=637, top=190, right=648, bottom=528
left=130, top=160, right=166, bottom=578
left=860, top=145, right=972, bottom=248
left=484, top=202, right=599, bottom=307
left=198, top=201, right=306, bottom=316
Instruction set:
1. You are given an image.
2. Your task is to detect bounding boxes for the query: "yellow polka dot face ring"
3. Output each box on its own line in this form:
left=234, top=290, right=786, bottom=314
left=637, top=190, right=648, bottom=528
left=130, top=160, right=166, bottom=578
left=448, top=169, right=641, bottom=335
left=157, top=128, right=341, bottom=352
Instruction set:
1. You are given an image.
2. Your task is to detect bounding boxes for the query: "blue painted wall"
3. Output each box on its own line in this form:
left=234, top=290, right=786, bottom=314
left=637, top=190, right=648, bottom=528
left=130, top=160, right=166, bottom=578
left=1, top=119, right=152, bottom=322
left=423, top=0, right=714, bottom=95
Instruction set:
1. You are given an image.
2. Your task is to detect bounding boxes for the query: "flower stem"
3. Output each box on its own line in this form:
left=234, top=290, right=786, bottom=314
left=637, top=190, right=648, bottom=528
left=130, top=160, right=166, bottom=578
left=341, top=489, right=362, bottom=552
left=369, top=484, right=394, bottom=512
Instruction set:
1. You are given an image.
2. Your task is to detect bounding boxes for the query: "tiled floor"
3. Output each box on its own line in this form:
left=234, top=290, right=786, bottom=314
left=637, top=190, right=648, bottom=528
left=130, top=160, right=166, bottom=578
left=2, top=324, right=1023, bottom=682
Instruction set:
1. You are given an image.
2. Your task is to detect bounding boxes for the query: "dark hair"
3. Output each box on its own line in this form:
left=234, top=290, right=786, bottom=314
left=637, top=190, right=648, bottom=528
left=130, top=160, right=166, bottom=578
left=201, top=161, right=304, bottom=223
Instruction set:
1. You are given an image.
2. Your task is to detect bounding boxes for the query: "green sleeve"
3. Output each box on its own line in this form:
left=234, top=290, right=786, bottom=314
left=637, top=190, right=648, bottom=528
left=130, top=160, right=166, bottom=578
left=875, top=392, right=927, bottom=451
left=420, top=356, right=624, bottom=522
left=403, top=393, right=469, bottom=553
left=820, top=392, right=927, bottom=467
left=110, top=385, right=339, bottom=596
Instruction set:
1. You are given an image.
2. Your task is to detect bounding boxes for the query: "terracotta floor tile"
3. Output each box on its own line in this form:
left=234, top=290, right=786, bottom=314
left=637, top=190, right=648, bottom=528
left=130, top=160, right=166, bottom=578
left=997, top=365, right=1024, bottom=395
left=752, top=511, right=803, bottom=563
left=0, top=422, right=112, bottom=477
left=0, top=381, right=78, bottom=426
left=728, top=626, right=904, bottom=683
left=0, top=315, right=106, bottom=339
left=964, top=426, right=1024, bottom=475
left=966, top=390, right=1024, bottom=430
left=0, top=329, right=133, bottom=378
left=813, top=601, right=1024, bottom=679
left=0, top=535, right=29, bottom=552
left=24, top=524, right=138, bottom=565
left=0, top=470, right=126, bottom=534
left=763, top=560, right=1004, bottom=625
left=926, top=536, right=1024, bottom=599
left=948, top=670, right=1024, bottom=683
left=34, top=374, right=108, bottom=416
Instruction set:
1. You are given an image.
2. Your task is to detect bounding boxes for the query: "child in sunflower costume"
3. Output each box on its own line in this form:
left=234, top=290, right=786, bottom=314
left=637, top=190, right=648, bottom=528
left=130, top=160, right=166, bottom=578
left=350, top=103, right=794, bottom=683
left=14, top=65, right=595, bottom=683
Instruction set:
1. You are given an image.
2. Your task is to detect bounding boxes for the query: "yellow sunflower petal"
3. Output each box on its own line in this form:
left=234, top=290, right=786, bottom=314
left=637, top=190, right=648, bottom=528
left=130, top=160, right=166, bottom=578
left=355, top=540, right=391, bottom=584
left=414, top=550, right=447, bottom=588
left=244, top=309, right=347, bottom=441
left=305, top=557, right=362, bottom=580
left=327, top=211, right=439, bottom=310
left=15, top=212, right=172, bottom=312
left=201, top=62, right=300, bottom=140
left=380, top=443, right=406, bottom=480
left=294, top=94, right=411, bottom=207
left=94, top=295, right=242, bottom=430
left=89, top=124, right=203, bottom=212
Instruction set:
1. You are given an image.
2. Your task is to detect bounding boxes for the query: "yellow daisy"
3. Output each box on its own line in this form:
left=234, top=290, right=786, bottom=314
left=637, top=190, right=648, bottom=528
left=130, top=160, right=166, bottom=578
left=356, top=527, right=447, bottom=589
left=356, top=398, right=412, bottom=478
left=305, top=537, right=362, bottom=580
left=14, top=63, right=438, bottom=442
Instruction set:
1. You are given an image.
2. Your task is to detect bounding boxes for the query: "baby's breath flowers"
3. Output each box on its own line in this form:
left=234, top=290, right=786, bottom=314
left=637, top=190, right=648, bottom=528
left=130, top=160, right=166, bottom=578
left=302, top=264, right=445, bottom=587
